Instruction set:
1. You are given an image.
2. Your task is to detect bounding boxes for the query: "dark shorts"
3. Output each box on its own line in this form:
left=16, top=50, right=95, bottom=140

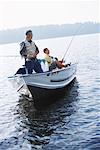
left=25, top=58, right=43, bottom=74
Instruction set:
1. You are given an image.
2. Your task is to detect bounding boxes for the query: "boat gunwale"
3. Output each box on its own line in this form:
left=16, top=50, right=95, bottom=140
left=26, top=72, right=76, bottom=89
left=8, top=63, right=78, bottom=79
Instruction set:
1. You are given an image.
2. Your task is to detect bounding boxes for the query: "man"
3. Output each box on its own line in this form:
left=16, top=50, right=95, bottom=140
left=43, top=48, right=70, bottom=71
left=20, top=30, right=43, bottom=74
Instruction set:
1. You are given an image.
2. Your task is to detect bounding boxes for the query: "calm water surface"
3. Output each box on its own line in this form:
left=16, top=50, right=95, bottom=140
left=0, top=34, right=100, bottom=150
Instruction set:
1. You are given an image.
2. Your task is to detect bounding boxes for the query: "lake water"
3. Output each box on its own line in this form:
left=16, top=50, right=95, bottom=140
left=0, top=34, right=100, bottom=150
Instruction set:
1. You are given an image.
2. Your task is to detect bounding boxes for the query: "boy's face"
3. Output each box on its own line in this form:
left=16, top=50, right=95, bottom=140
left=46, top=49, right=50, bottom=54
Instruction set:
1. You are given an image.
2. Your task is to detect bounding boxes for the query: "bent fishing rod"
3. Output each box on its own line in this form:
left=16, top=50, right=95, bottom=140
left=62, top=24, right=84, bottom=62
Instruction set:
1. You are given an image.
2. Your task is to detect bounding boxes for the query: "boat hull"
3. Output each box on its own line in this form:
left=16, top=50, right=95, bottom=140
left=27, top=77, right=76, bottom=107
left=23, top=63, right=77, bottom=107
left=23, top=63, right=77, bottom=88
left=8, top=63, right=77, bottom=107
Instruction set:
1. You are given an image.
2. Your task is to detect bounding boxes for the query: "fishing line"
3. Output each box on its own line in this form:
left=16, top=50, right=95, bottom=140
left=62, top=24, right=84, bottom=62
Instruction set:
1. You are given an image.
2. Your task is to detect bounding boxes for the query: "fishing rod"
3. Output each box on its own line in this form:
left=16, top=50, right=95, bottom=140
left=62, top=24, right=83, bottom=62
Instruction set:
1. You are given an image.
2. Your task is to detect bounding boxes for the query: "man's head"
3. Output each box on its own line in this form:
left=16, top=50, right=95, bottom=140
left=26, top=30, right=33, bottom=41
left=43, top=48, right=50, bottom=55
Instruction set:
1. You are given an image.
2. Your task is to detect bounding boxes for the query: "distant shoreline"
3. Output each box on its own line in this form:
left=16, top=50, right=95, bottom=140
left=0, top=22, right=100, bottom=45
left=0, top=32, right=99, bottom=46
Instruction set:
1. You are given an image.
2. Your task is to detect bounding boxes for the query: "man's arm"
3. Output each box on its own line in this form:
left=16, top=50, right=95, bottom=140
left=20, top=42, right=27, bottom=58
left=35, top=44, right=39, bottom=54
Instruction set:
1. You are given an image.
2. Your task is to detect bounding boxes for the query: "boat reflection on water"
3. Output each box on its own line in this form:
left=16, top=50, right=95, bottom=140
left=16, top=78, right=79, bottom=149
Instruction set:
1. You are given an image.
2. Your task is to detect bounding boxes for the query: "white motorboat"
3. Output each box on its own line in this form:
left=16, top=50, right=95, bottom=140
left=23, top=63, right=77, bottom=89
left=9, top=63, right=77, bottom=106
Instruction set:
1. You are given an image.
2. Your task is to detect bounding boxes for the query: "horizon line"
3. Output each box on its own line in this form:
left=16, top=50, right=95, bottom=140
left=0, top=21, right=99, bottom=32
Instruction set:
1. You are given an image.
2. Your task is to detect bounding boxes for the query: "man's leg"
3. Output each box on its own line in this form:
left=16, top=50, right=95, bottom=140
left=33, top=59, right=43, bottom=73
left=25, top=60, right=33, bottom=74
left=25, top=59, right=43, bottom=74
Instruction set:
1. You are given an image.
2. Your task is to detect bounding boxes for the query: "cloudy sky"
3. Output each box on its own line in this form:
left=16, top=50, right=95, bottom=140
left=0, top=0, right=99, bottom=30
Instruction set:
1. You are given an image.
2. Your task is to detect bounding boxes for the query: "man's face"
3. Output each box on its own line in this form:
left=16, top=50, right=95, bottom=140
left=26, top=32, right=33, bottom=40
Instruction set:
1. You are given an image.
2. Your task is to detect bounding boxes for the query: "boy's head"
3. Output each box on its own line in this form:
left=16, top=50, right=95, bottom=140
left=43, top=48, right=50, bottom=54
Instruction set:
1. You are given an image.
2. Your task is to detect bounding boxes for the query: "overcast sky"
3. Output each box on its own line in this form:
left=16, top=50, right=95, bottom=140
left=0, top=0, right=99, bottom=30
